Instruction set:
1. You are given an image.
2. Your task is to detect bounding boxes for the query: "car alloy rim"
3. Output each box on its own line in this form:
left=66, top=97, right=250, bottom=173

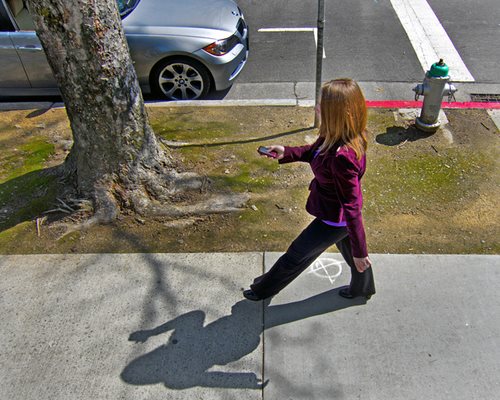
left=159, top=63, right=204, bottom=100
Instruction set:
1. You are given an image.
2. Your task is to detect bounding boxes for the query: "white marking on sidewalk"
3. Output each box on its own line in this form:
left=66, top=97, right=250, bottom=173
left=258, top=28, right=326, bottom=58
left=308, top=258, right=343, bottom=284
left=390, top=0, right=474, bottom=82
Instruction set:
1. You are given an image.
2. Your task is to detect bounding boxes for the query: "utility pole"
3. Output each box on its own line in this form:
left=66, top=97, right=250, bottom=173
left=314, top=0, right=325, bottom=128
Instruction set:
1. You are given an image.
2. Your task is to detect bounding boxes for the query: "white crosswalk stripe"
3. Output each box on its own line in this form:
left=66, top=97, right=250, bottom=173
left=390, top=0, right=475, bottom=82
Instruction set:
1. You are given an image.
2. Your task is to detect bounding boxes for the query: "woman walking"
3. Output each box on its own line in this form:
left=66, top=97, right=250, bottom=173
left=244, top=78, right=375, bottom=301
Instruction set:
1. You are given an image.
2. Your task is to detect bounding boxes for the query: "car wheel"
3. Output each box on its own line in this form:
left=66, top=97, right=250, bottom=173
left=151, top=58, right=211, bottom=100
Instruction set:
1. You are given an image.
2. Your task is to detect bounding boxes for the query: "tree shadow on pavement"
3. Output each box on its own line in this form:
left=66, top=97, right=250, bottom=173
left=376, top=125, right=434, bottom=146
left=121, top=290, right=367, bottom=390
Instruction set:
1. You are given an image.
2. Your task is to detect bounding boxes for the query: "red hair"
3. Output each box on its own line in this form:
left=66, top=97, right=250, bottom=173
left=318, top=78, right=368, bottom=159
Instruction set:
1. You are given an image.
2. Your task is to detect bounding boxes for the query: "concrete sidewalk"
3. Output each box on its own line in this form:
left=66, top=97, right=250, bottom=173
left=0, top=253, right=499, bottom=399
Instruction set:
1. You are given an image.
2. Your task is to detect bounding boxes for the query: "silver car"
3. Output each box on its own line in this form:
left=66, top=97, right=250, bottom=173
left=0, top=0, right=248, bottom=100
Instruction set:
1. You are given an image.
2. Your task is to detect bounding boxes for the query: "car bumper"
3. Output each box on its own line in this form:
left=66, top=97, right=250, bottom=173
left=193, top=37, right=248, bottom=91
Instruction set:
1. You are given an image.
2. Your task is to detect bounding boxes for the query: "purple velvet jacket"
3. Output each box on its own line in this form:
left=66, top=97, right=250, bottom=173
left=279, top=138, right=368, bottom=258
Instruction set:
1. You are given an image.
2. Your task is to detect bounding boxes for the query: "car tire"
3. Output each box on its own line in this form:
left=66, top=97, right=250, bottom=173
left=151, top=58, right=211, bottom=101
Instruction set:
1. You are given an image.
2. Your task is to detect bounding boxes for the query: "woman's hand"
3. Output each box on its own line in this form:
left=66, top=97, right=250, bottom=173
left=264, top=145, right=285, bottom=160
left=353, top=256, right=372, bottom=273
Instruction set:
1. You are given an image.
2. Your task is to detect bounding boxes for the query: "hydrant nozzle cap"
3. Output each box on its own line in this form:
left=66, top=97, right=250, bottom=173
left=429, top=59, right=449, bottom=78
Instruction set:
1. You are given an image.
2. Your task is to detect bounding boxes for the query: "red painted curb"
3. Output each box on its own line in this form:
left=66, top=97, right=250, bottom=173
left=366, top=100, right=500, bottom=109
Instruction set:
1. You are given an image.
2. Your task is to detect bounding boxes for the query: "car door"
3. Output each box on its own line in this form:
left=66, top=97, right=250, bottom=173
left=3, top=0, right=57, bottom=89
left=9, top=31, right=57, bottom=88
left=0, top=0, right=30, bottom=89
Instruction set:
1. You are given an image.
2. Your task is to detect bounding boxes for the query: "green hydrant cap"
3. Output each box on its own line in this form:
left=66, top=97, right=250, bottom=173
left=429, top=59, right=449, bottom=77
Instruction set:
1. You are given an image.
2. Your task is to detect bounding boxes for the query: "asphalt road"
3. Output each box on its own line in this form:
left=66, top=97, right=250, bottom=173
left=236, top=0, right=500, bottom=85
left=1, top=0, right=498, bottom=103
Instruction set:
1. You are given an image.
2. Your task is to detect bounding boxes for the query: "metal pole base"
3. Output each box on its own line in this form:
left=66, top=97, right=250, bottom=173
left=415, top=117, right=440, bottom=133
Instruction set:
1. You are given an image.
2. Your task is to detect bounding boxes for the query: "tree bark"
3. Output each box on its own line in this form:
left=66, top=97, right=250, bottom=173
left=25, top=0, right=247, bottom=221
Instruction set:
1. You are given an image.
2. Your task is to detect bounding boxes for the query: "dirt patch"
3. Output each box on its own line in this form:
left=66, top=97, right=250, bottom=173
left=0, top=105, right=498, bottom=255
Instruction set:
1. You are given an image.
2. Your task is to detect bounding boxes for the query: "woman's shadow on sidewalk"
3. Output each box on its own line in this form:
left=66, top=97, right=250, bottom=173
left=121, top=288, right=367, bottom=390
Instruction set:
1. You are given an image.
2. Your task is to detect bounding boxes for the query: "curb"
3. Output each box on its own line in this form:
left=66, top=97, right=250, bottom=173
left=365, top=100, right=500, bottom=109
left=147, top=99, right=298, bottom=107
left=1, top=99, right=499, bottom=111
left=149, top=99, right=500, bottom=109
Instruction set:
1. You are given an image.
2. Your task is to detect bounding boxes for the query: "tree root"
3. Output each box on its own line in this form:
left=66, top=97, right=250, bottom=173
left=54, top=214, right=104, bottom=241
left=52, top=192, right=250, bottom=240
left=47, top=154, right=250, bottom=240
left=131, top=193, right=251, bottom=217
left=125, top=164, right=249, bottom=217
left=49, top=166, right=250, bottom=239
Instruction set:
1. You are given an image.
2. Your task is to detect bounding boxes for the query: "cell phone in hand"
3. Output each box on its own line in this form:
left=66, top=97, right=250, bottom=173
left=257, top=146, right=277, bottom=158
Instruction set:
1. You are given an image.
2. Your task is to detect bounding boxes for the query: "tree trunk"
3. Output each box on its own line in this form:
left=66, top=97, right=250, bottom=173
left=25, top=0, right=247, bottom=222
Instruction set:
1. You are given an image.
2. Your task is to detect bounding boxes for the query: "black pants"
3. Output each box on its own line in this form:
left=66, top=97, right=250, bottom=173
left=250, top=218, right=376, bottom=299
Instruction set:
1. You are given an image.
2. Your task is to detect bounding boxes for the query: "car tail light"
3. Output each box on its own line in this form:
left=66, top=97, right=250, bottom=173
left=203, top=35, right=240, bottom=56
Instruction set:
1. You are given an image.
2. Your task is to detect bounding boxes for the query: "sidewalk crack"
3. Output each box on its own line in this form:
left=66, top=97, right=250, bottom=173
left=293, top=82, right=299, bottom=106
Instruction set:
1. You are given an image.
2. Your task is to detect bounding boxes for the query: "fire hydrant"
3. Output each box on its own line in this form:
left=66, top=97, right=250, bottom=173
left=412, top=59, right=457, bottom=133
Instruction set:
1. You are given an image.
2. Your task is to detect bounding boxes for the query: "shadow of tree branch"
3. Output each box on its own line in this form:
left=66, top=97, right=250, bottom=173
left=163, top=126, right=316, bottom=149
